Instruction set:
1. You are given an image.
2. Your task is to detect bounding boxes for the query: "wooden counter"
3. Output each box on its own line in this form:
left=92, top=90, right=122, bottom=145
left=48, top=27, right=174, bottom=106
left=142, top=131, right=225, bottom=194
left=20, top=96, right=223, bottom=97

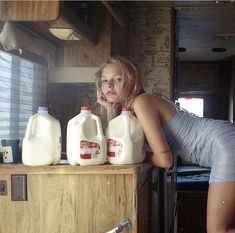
left=0, top=163, right=150, bottom=233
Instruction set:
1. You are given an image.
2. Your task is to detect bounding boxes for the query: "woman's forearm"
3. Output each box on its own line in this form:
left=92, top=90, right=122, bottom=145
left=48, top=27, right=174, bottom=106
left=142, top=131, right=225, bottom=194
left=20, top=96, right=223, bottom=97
left=149, top=152, right=173, bottom=168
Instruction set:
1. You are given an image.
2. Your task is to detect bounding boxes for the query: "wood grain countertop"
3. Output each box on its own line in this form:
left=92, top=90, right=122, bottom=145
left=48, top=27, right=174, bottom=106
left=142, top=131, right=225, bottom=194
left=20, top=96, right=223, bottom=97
left=0, top=162, right=145, bottom=175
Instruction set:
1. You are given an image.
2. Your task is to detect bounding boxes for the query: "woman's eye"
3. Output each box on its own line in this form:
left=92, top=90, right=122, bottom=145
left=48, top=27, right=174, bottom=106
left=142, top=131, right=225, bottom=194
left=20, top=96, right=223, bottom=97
left=101, top=79, right=108, bottom=84
left=115, top=77, right=123, bottom=83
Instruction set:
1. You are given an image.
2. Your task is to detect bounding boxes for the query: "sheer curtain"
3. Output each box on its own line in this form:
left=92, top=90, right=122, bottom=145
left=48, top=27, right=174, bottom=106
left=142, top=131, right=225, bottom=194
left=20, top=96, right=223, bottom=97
left=0, top=51, right=48, bottom=143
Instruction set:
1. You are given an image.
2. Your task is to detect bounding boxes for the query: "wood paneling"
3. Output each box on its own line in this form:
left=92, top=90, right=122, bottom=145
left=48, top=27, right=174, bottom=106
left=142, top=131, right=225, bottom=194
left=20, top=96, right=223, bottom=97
left=101, top=1, right=128, bottom=28
left=56, top=3, right=112, bottom=67
left=0, top=164, right=149, bottom=233
left=112, top=18, right=129, bottom=56
left=0, top=1, right=59, bottom=21
left=178, top=62, right=229, bottom=93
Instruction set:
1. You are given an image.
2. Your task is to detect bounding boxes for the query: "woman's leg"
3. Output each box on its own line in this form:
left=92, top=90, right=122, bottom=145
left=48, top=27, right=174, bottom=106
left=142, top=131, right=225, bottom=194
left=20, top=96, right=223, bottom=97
left=207, top=182, right=235, bottom=233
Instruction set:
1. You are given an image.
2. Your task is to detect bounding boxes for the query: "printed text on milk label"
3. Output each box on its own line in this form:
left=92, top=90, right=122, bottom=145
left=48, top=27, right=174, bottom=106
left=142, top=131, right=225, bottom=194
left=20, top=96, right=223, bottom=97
left=80, top=140, right=101, bottom=159
left=108, top=139, right=122, bottom=157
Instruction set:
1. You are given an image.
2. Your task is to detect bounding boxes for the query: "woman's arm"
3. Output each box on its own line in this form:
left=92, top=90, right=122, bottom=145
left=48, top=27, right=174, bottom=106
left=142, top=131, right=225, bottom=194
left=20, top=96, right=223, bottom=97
left=133, top=95, right=173, bottom=168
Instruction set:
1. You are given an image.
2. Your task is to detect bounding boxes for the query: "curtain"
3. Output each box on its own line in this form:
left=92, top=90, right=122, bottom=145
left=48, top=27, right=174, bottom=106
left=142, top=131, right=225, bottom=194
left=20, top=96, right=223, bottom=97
left=0, top=51, right=48, bottom=143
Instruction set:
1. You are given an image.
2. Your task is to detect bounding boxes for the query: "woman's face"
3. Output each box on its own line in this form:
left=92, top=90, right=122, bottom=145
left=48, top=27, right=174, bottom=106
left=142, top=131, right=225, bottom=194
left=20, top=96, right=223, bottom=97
left=100, top=63, right=129, bottom=103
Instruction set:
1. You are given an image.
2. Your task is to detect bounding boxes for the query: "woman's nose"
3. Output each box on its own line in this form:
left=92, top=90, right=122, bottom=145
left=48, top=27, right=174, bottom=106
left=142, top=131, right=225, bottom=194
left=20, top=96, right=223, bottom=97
left=107, top=79, right=114, bottom=87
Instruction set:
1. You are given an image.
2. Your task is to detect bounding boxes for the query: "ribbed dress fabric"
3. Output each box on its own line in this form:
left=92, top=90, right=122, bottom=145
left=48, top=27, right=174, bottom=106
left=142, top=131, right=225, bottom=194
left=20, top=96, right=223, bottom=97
left=164, top=108, right=235, bottom=182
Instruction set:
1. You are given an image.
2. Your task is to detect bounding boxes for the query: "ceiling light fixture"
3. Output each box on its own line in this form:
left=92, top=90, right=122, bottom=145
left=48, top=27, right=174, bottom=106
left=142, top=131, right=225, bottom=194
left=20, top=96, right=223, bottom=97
left=178, top=47, right=186, bottom=52
left=212, top=48, right=226, bottom=52
left=49, top=28, right=81, bottom=41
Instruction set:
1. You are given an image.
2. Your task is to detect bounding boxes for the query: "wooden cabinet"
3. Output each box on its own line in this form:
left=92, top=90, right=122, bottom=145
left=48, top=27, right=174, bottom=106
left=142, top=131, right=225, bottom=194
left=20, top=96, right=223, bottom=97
left=0, top=164, right=150, bottom=233
left=0, top=1, right=59, bottom=21
left=55, top=2, right=128, bottom=67
left=55, top=2, right=112, bottom=67
left=178, top=62, right=229, bottom=93
left=0, top=1, right=98, bottom=47
left=0, top=1, right=129, bottom=66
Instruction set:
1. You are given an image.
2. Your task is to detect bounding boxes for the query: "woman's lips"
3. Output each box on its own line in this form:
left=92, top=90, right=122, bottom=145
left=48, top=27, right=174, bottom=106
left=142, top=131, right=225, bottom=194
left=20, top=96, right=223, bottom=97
left=106, top=91, right=117, bottom=96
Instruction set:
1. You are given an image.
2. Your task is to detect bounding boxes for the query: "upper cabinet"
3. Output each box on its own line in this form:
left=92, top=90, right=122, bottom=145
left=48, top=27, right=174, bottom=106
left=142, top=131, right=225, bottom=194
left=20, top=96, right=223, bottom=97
left=0, top=1, right=129, bottom=66
left=101, top=1, right=128, bottom=28
left=49, top=1, right=98, bottom=46
left=0, top=1, right=97, bottom=45
left=0, top=1, right=59, bottom=21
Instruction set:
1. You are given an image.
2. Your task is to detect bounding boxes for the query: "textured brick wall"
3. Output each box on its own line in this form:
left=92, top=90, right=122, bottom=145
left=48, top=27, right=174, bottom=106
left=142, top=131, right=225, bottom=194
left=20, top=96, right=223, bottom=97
left=128, top=7, right=173, bottom=98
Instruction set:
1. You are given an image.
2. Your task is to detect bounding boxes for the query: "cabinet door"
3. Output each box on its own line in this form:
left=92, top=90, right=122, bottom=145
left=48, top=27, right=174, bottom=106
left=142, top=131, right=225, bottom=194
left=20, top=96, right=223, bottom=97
left=0, top=1, right=59, bottom=21
left=55, top=3, right=112, bottom=66
left=0, top=173, right=138, bottom=233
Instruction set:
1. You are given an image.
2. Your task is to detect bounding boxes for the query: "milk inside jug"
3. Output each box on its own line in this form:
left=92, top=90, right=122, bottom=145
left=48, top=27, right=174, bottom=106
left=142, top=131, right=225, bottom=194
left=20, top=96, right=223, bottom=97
left=67, top=106, right=107, bottom=166
left=22, top=107, right=62, bottom=166
left=107, top=107, right=145, bottom=165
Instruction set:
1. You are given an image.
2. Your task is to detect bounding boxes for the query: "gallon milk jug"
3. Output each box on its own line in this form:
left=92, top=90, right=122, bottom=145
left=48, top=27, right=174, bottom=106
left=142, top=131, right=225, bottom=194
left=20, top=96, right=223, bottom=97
left=67, top=106, right=107, bottom=166
left=22, top=107, right=62, bottom=166
left=107, top=107, right=145, bottom=165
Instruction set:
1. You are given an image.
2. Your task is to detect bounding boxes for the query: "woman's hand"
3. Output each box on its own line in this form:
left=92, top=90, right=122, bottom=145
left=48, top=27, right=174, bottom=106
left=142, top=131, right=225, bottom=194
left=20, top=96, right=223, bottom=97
left=97, top=90, right=119, bottom=121
left=97, top=90, right=111, bottom=109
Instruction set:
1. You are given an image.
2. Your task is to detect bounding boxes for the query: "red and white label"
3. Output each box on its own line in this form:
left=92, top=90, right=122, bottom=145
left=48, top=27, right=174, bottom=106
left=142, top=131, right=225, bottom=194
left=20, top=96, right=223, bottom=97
left=80, top=140, right=100, bottom=159
left=108, top=139, right=122, bottom=157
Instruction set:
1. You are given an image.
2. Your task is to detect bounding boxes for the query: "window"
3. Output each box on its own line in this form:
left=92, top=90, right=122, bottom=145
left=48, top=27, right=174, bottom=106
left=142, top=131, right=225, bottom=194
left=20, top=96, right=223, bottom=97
left=177, top=97, right=204, bottom=117
left=0, top=51, right=48, bottom=142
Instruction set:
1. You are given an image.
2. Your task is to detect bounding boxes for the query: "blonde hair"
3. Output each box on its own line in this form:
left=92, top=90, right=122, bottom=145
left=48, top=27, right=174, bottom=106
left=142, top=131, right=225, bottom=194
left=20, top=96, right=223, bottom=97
left=95, top=56, right=144, bottom=128
left=95, top=56, right=144, bottom=107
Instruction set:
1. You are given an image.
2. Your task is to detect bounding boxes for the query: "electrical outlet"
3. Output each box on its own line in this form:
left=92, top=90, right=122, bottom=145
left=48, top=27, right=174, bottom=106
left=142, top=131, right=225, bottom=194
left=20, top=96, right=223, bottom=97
left=0, top=146, right=13, bottom=163
left=0, top=180, right=7, bottom=195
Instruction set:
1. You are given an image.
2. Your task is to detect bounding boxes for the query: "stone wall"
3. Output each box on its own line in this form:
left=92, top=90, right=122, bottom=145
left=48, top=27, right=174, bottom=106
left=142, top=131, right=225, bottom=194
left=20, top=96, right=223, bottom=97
left=128, top=7, right=174, bottom=98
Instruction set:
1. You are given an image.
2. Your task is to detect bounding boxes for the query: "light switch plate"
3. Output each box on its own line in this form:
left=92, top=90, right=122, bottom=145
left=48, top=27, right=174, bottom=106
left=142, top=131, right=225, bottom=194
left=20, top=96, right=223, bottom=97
left=11, top=175, right=27, bottom=201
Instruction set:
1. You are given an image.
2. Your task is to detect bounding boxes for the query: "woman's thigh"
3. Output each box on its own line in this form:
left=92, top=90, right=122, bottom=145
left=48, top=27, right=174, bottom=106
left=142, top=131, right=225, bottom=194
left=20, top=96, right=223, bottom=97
left=207, top=182, right=235, bottom=232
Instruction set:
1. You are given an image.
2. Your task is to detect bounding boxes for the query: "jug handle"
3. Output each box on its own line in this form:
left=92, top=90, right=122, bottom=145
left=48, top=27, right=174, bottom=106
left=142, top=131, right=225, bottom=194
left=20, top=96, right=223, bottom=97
left=24, top=116, right=35, bottom=140
left=125, top=116, right=131, bottom=137
left=93, top=116, right=103, bottom=138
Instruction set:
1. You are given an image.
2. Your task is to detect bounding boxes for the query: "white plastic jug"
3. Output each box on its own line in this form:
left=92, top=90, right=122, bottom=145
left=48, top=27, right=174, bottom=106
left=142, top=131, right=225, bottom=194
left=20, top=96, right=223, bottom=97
left=22, top=107, right=62, bottom=166
left=107, top=107, right=145, bottom=165
left=67, top=106, right=107, bottom=166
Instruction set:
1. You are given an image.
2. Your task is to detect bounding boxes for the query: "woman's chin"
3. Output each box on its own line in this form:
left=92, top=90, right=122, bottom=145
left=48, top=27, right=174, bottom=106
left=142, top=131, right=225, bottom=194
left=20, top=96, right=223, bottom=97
left=106, top=96, right=119, bottom=103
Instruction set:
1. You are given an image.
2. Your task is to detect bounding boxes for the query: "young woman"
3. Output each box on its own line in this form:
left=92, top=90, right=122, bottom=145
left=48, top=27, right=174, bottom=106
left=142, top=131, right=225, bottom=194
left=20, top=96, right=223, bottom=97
left=95, top=56, right=235, bottom=233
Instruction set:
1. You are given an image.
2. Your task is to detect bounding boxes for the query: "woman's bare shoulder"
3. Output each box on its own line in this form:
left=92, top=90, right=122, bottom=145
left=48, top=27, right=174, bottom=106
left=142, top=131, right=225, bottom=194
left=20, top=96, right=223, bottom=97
left=133, top=93, right=165, bottom=107
left=133, top=93, right=177, bottom=123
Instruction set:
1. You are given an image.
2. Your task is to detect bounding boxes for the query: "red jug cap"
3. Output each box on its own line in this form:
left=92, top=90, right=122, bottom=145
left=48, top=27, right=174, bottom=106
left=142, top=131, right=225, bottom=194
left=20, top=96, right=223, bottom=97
left=81, top=106, right=92, bottom=111
left=122, top=107, right=133, bottom=112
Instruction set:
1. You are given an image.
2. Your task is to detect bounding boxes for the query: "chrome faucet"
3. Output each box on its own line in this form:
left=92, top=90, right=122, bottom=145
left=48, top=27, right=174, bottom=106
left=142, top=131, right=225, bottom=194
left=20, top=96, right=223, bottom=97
left=105, top=218, right=131, bottom=233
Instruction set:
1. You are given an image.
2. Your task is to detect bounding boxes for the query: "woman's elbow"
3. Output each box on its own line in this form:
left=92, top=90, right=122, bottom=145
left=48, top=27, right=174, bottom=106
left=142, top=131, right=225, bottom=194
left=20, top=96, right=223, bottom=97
left=151, top=153, right=173, bottom=168
left=163, top=156, right=173, bottom=168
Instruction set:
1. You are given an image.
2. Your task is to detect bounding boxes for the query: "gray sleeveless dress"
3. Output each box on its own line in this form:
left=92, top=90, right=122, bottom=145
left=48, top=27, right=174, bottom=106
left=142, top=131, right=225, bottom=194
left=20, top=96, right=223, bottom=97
left=164, top=108, right=235, bottom=183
